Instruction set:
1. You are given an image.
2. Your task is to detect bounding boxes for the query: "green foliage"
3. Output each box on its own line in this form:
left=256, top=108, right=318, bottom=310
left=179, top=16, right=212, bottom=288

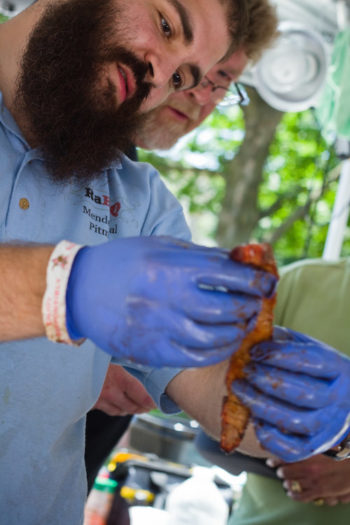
left=258, top=110, right=342, bottom=263
left=139, top=104, right=348, bottom=264
left=139, top=107, right=243, bottom=242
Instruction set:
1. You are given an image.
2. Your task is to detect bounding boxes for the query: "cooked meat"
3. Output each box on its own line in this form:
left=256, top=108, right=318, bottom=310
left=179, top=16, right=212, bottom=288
left=220, top=243, right=278, bottom=453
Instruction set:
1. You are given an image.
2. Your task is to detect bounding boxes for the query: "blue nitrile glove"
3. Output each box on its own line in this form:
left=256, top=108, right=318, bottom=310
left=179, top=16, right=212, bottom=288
left=232, top=326, right=350, bottom=462
left=66, top=236, right=276, bottom=368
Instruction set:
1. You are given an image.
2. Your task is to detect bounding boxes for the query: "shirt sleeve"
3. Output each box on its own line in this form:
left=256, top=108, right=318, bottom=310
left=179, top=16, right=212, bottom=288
left=123, top=364, right=182, bottom=414
left=140, top=163, right=192, bottom=241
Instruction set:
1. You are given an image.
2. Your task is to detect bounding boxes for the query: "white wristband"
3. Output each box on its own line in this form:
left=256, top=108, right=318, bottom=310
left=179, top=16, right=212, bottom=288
left=42, top=240, right=84, bottom=345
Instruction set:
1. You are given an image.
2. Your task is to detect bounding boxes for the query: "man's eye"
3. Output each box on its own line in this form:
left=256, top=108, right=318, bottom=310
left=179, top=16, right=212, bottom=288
left=172, top=71, right=183, bottom=89
left=218, top=70, right=230, bottom=79
left=216, top=70, right=233, bottom=86
left=160, top=16, right=172, bottom=37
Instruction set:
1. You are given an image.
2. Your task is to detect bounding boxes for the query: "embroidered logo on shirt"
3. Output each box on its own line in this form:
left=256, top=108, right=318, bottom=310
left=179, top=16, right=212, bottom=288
left=83, top=187, right=120, bottom=237
left=85, top=187, right=121, bottom=217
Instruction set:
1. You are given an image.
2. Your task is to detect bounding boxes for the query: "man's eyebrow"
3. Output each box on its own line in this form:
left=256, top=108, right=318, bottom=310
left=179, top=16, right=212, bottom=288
left=189, top=65, right=201, bottom=88
left=167, top=0, right=193, bottom=44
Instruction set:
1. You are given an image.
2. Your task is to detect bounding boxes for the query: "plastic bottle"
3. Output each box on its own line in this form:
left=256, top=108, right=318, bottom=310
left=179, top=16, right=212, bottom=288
left=84, top=477, right=118, bottom=525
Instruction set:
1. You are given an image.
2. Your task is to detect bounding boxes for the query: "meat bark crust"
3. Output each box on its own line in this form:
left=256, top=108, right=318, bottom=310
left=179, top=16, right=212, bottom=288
left=220, top=243, right=279, bottom=453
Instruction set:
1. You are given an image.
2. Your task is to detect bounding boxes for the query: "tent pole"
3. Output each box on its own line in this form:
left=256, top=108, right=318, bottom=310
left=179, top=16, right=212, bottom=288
left=323, top=158, right=350, bottom=260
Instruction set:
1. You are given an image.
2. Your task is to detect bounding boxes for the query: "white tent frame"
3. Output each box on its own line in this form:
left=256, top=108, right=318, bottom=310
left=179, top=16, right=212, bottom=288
left=323, top=158, right=350, bottom=260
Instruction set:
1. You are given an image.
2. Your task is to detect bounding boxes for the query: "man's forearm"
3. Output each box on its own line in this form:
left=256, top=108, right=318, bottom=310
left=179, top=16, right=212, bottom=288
left=0, top=244, right=53, bottom=341
left=166, top=361, right=272, bottom=458
left=165, top=360, right=228, bottom=440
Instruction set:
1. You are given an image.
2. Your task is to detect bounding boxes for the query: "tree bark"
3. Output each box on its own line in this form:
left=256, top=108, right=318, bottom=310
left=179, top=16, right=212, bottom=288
left=215, top=86, right=283, bottom=248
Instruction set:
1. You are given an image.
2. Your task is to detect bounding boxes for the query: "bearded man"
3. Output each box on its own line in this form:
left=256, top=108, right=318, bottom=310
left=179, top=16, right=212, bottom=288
left=0, top=1, right=280, bottom=524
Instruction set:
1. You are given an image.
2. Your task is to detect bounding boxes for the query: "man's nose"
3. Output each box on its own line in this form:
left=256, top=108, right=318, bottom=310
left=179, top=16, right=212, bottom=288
left=187, top=83, right=213, bottom=106
left=139, top=54, right=177, bottom=111
left=145, top=51, right=175, bottom=90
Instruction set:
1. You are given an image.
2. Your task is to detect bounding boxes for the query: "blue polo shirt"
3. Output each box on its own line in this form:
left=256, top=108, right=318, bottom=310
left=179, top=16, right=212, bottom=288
left=0, top=92, right=191, bottom=524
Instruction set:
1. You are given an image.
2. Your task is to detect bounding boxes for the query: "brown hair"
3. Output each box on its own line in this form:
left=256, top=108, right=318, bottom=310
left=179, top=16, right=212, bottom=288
left=223, top=0, right=250, bottom=55
left=243, top=0, right=279, bottom=62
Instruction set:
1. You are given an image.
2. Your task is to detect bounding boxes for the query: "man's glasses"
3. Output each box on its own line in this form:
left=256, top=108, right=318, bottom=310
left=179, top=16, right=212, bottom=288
left=199, top=76, right=250, bottom=107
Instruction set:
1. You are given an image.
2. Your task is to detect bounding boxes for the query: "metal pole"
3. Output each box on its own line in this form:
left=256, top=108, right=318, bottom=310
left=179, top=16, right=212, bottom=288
left=323, top=158, right=350, bottom=260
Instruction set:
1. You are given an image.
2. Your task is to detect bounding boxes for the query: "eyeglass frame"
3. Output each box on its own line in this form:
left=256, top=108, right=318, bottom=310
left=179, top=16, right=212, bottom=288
left=198, top=76, right=250, bottom=107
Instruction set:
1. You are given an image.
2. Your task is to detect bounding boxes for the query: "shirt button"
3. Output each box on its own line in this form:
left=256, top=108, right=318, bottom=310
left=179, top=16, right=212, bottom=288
left=19, top=198, right=30, bottom=210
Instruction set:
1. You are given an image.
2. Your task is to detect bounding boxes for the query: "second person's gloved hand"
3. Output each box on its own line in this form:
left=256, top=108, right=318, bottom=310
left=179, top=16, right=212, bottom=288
left=232, top=326, right=350, bottom=462
left=66, top=236, right=276, bottom=368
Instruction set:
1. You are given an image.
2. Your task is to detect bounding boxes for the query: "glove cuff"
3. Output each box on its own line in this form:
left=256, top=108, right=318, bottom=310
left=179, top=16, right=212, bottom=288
left=42, top=240, right=85, bottom=345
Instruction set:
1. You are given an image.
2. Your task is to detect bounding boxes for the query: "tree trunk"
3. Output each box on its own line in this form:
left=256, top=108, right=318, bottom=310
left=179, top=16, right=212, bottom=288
left=215, top=87, right=284, bottom=248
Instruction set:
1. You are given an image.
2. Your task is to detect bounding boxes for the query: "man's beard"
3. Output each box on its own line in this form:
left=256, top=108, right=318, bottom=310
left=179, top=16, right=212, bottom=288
left=136, top=109, right=187, bottom=151
left=16, top=0, right=151, bottom=183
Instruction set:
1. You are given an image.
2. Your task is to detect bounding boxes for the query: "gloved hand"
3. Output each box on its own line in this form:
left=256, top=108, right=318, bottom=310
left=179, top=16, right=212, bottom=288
left=232, top=326, right=350, bottom=462
left=66, top=236, right=276, bottom=368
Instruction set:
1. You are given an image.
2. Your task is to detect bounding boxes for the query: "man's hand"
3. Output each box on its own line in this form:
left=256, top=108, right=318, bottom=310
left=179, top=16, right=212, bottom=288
left=93, top=364, right=156, bottom=416
left=232, top=327, right=350, bottom=462
left=66, top=236, right=276, bottom=368
left=267, top=454, right=350, bottom=506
